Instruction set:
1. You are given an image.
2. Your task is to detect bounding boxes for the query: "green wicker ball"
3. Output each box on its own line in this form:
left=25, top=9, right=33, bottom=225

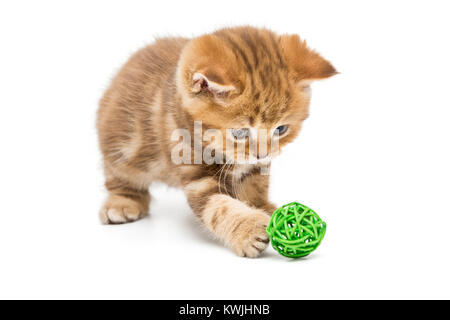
left=266, top=202, right=326, bottom=258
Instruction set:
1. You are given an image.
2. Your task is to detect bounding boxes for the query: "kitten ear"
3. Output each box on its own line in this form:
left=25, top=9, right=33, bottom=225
left=178, top=35, right=240, bottom=105
left=192, top=71, right=236, bottom=99
left=280, top=34, right=337, bottom=82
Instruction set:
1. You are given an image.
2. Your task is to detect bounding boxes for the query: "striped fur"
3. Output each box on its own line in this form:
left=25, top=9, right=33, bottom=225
left=97, top=26, right=336, bottom=257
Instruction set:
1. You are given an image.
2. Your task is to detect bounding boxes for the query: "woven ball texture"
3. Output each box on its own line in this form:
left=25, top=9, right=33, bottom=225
left=266, top=202, right=326, bottom=258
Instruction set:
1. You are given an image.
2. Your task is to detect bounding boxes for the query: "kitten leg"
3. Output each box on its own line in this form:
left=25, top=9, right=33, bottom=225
left=184, top=177, right=270, bottom=258
left=237, top=172, right=277, bottom=215
left=100, top=176, right=150, bottom=224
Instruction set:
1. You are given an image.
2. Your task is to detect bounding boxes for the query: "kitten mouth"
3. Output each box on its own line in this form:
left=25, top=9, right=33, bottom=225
left=233, top=157, right=272, bottom=165
left=258, top=158, right=272, bottom=164
left=254, top=158, right=272, bottom=165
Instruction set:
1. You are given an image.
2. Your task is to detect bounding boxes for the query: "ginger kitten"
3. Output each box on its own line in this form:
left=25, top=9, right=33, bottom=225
left=97, top=26, right=336, bottom=257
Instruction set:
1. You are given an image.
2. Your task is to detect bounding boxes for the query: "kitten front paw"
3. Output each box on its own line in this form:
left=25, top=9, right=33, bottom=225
left=261, top=202, right=277, bottom=216
left=229, top=212, right=270, bottom=258
left=99, top=195, right=148, bottom=224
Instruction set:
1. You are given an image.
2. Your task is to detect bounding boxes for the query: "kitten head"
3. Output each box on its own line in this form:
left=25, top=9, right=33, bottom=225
left=176, top=26, right=336, bottom=164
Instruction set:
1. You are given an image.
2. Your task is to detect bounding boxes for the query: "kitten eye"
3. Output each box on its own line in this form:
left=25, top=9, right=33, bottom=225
left=274, top=125, right=289, bottom=136
left=231, top=128, right=249, bottom=140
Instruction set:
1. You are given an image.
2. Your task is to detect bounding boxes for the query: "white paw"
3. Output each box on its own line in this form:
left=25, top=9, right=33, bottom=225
left=99, top=198, right=147, bottom=224
left=230, top=212, right=270, bottom=258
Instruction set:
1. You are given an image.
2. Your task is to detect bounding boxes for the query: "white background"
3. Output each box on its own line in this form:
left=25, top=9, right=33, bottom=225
left=0, top=0, right=449, bottom=299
